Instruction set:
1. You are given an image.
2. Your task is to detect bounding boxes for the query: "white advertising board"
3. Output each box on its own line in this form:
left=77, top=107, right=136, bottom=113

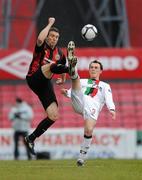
left=0, top=128, right=136, bottom=160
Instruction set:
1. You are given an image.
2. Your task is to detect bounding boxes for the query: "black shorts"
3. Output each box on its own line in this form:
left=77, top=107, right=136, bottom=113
left=26, top=68, right=58, bottom=110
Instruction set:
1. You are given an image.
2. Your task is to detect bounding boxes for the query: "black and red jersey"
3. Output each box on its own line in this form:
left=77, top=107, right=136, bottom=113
left=27, top=42, right=66, bottom=76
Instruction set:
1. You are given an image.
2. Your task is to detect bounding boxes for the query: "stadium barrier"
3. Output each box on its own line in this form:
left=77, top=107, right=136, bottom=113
left=0, top=128, right=141, bottom=160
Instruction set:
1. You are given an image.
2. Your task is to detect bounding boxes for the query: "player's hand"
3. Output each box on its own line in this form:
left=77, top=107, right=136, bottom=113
left=14, top=112, right=21, bottom=119
left=61, top=88, right=68, bottom=96
left=48, top=17, right=55, bottom=25
left=56, top=78, right=64, bottom=85
left=110, top=110, right=116, bottom=120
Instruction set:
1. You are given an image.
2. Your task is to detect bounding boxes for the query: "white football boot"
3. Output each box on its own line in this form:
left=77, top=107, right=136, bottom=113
left=77, top=159, right=85, bottom=167
left=67, top=41, right=77, bottom=78
left=76, top=150, right=87, bottom=167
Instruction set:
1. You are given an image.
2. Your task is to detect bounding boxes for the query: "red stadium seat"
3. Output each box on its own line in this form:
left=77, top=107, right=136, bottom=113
left=0, top=82, right=142, bottom=129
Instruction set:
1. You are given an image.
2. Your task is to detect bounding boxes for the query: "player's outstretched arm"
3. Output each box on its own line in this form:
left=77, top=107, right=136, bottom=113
left=61, top=88, right=68, bottom=96
left=37, top=17, right=55, bottom=46
left=61, top=88, right=71, bottom=98
left=56, top=73, right=66, bottom=85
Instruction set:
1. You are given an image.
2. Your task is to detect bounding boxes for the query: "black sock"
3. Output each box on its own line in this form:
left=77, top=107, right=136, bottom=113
left=84, top=135, right=92, bottom=139
left=50, top=64, right=69, bottom=74
left=28, top=117, right=55, bottom=142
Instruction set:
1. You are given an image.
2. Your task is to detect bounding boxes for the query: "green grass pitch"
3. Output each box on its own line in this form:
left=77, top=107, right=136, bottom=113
left=0, top=159, right=142, bottom=180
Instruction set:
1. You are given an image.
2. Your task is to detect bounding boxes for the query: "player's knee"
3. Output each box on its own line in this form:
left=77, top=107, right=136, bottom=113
left=84, top=127, right=93, bottom=136
left=45, top=102, right=59, bottom=121
left=48, top=112, right=59, bottom=121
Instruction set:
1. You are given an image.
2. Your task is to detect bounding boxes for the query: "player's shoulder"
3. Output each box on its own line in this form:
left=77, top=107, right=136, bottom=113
left=99, top=80, right=110, bottom=87
left=23, top=102, right=31, bottom=108
left=57, top=46, right=63, bottom=53
left=80, top=79, right=88, bottom=84
left=11, top=107, right=17, bottom=113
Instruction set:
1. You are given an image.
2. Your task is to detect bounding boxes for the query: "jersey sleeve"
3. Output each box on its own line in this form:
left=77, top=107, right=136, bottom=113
left=66, top=88, right=71, bottom=98
left=8, top=108, right=16, bottom=121
left=104, top=84, right=115, bottom=111
left=56, top=48, right=66, bottom=65
left=34, top=43, right=44, bottom=53
left=20, top=104, right=34, bottom=121
left=61, top=54, right=67, bottom=65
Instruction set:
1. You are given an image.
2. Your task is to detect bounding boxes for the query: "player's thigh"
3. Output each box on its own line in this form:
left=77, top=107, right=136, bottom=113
left=71, top=90, right=84, bottom=114
left=41, top=64, right=53, bottom=79
left=46, top=102, right=59, bottom=121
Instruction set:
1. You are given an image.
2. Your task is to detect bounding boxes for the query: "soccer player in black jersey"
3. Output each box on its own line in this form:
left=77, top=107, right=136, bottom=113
left=25, top=17, right=68, bottom=155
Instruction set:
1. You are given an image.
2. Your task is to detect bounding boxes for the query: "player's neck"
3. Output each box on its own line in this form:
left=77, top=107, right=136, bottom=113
left=90, top=77, right=99, bottom=81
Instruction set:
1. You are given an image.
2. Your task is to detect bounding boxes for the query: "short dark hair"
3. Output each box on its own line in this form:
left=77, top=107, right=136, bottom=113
left=16, top=97, right=23, bottom=103
left=48, top=27, right=60, bottom=34
left=89, top=60, right=103, bottom=70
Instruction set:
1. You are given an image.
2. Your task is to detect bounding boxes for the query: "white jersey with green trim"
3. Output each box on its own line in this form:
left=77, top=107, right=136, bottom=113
left=67, top=79, right=115, bottom=113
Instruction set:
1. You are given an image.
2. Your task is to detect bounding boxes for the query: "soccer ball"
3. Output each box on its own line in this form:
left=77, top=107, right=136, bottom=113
left=81, top=24, right=98, bottom=41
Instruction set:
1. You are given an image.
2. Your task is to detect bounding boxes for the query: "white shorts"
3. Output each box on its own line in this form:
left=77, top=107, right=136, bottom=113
left=71, top=90, right=100, bottom=121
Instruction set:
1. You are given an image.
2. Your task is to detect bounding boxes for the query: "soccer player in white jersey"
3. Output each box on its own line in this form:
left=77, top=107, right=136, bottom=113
left=61, top=41, right=116, bottom=166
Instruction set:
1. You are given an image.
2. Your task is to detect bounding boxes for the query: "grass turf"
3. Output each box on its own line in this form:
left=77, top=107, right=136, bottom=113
left=0, top=159, right=142, bottom=180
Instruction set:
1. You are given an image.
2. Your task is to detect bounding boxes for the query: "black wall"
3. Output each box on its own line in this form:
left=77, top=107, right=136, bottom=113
left=36, top=0, right=106, bottom=47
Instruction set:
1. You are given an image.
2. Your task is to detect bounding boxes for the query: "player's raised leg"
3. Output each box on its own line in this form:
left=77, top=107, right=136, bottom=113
left=67, top=41, right=78, bottom=79
left=25, top=136, right=36, bottom=155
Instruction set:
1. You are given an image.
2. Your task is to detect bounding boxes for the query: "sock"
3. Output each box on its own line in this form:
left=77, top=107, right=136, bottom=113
left=28, top=117, right=55, bottom=142
left=79, top=135, right=92, bottom=159
left=50, top=64, right=68, bottom=74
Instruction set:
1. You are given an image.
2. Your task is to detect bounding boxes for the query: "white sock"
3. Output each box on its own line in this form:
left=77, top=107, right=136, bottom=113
left=79, top=136, right=92, bottom=160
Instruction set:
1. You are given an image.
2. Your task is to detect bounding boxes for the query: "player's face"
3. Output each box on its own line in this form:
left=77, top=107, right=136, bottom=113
left=89, top=63, right=102, bottom=79
left=46, top=31, right=59, bottom=49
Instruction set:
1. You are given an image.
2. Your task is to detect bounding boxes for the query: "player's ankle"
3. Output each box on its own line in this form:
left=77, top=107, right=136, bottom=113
left=71, top=74, right=78, bottom=80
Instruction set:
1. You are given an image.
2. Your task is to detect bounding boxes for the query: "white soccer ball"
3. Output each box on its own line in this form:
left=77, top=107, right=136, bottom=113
left=81, top=24, right=98, bottom=41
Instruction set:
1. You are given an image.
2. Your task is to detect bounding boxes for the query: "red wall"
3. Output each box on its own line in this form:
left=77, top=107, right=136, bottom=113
left=126, top=0, right=142, bottom=47
left=9, top=0, right=36, bottom=49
